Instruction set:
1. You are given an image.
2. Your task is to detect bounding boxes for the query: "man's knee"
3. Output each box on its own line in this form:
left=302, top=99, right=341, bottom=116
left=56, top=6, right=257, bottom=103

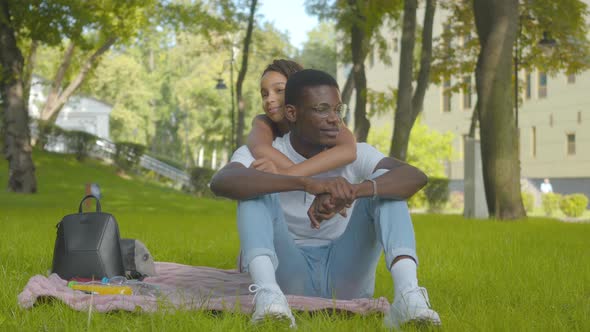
left=237, top=194, right=279, bottom=219
left=238, top=193, right=276, bottom=207
left=378, top=199, right=409, bottom=209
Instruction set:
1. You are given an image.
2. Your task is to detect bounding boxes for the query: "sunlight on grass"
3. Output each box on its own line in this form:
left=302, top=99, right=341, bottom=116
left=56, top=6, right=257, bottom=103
left=1, top=150, right=589, bottom=331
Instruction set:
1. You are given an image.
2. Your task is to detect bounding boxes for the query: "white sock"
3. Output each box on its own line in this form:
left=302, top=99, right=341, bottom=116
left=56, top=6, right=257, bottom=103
left=390, top=258, right=419, bottom=296
left=248, top=255, right=281, bottom=292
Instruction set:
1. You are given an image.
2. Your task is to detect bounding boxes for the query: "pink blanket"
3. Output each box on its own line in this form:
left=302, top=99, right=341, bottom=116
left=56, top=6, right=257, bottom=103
left=18, top=262, right=390, bottom=314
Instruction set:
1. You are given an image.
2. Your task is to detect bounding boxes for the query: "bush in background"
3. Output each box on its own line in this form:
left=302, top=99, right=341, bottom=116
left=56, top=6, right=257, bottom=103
left=35, top=120, right=65, bottom=149
left=521, top=191, right=535, bottom=213
left=559, top=194, right=588, bottom=218
left=424, top=177, right=450, bottom=212
left=115, top=142, right=146, bottom=172
left=407, top=190, right=427, bottom=210
left=63, top=130, right=97, bottom=161
left=189, top=167, right=216, bottom=197
left=542, top=193, right=562, bottom=216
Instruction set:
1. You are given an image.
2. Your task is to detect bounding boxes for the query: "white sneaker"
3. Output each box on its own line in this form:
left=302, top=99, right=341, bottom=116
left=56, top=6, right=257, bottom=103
left=385, top=286, right=441, bottom=328
left=249, top=284, right=296, bottom=328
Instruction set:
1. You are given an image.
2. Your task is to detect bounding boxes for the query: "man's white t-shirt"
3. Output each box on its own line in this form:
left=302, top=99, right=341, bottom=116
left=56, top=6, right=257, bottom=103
left=230, top=133, right=385, bottom=246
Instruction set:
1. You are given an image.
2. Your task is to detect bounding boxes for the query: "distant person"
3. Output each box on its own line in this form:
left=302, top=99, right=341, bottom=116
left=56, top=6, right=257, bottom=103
left=540, top=178, right=553, bottom=194
left=211, top=69, right=441, bottom=328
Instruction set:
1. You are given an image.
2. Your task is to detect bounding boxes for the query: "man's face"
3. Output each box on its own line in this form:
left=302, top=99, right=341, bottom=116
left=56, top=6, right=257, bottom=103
left=290, top=85, right=344, bottom=147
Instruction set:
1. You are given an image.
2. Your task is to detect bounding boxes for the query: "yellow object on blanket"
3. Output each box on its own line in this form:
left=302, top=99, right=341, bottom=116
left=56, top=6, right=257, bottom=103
left=68, top=281, right=133, bottom=295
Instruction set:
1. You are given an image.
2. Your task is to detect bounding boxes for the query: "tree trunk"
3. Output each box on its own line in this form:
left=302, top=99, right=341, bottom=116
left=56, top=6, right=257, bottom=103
left=411, top=0, right=435, bottom=117
left=0, top=4, right=37, bottom=193
left=473, top=0, right=525, bottom=219
left=235, top=0, right=257, bottom=147
left=341, top=69, right=354, bottom=105
left=341, top=70, right=354, bottom=125
left=41, top=42, right=75, bottom=120
left=41, top=37, right=116, bottom=121
left=147, top=48, right=155, bottom=148
left=350, top=16, right=369, bottom=142
left=390, top=0, right=435, bottom=160
left=468, top=98, right=480, bottom=138
left=23, top=39, right=38, bottom=104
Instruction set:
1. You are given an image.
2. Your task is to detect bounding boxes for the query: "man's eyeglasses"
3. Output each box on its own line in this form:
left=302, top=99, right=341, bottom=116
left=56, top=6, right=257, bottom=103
left=309, top=103, right=348, bottom=119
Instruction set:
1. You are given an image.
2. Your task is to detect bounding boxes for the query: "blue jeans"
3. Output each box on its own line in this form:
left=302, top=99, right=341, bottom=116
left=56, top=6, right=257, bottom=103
left=237, top=194, right=418, bottom=300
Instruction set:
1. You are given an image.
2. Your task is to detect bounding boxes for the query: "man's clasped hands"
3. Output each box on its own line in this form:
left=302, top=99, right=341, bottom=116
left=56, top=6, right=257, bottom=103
left=251, top=157, right=362, bottom=230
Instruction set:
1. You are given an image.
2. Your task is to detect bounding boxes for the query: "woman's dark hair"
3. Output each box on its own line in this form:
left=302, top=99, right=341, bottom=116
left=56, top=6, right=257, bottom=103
left=262, top=59, right=304, bottom=79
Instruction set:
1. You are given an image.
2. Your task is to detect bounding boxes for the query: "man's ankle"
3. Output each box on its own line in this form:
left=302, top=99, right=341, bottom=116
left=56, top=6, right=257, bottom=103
left=390, top=257, right=419, bottom=296
left=249, top=255, right=279, bottom=288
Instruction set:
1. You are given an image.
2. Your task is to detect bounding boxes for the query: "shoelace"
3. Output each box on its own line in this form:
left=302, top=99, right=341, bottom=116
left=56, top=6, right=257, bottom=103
left=249, top=284, right=296, bottom=328
left=404, top=286, right=431, bottom=308
left=249, top=284, right=284, bottom=305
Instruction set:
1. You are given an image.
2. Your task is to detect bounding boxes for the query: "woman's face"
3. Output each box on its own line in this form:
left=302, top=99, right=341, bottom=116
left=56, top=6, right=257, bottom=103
left=260, top=70, right=287, bottom=123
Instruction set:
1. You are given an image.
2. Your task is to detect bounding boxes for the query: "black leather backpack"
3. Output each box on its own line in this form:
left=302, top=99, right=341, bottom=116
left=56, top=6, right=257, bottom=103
left=51, top=195, right=125, bottom=280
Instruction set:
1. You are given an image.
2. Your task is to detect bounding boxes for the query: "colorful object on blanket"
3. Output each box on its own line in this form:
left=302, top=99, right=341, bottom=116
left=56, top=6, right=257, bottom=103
left=104, top=276, right=161, bottom=297
left=68, top=281, right=133, bottom=295
left=67, top=276, right=160, bottom=297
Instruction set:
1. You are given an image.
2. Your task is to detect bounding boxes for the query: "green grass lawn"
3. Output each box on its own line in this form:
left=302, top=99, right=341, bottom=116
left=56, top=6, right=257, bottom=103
left=1, top=150, right=589, bottom=331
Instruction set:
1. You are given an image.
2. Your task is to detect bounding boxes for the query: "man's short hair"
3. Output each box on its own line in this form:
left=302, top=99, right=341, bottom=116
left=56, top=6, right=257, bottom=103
left=285, top=69, right=339, bottom=107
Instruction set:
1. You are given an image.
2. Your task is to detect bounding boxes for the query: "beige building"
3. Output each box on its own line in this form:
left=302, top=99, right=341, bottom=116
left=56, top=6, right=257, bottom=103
left=338, top=4, right=590, bottom=200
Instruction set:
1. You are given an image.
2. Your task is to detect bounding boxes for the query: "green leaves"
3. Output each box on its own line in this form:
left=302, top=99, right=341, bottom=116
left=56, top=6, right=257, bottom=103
left=305, top=0, right=403, bottom=64
left=296, top=22, right=337, bottom=76
left=431, top=0, right=590, bottom=87
left=81, top=17, right=294, bottom=164
left=368, top=120, right=456, bottom=178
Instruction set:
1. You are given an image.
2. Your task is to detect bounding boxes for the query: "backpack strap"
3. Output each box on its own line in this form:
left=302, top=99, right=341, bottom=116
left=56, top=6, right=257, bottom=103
left=78, top=195, right=102, bottom=213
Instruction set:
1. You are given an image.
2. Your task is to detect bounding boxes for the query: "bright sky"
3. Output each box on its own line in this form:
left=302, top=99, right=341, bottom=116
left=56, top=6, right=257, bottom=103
left=258, top=0, right=319, bottom=50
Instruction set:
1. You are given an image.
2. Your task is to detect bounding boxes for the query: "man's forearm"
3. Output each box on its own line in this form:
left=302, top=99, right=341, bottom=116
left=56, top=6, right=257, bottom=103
left=210, top=163, right=308, bottom=200
left=354, top=164, right=428, bottom=200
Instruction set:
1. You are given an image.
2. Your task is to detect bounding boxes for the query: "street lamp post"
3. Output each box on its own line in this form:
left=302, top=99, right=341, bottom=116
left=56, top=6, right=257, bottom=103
left=514, top=16, right=529, bottom=130
left=215, top=47, right=236, bottom=152
left=514, top=26, right=556, bottom=130
left=229, top=51, right=235, bottom=151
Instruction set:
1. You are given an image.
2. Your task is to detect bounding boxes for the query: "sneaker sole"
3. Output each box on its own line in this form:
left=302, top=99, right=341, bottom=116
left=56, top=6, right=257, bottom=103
left=405, top=316, right=442, bottom=327
left=251, top=312, right=296, bottom=327
left=386, top=309, right=441, bottom=328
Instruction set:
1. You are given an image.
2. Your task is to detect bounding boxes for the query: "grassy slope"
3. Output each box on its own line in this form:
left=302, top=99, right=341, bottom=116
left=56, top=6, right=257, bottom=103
left=0, top=150, right=589, bottom=331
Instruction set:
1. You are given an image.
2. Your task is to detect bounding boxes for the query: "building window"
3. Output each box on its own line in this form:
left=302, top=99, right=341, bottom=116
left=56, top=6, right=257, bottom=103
left=567, top=73, right=576, bottom=84
left=567, top=133, right=576, bottom=155
left=442, top=79, right=452, bottom=113
left=578, top=111, right=582, bottom=124
left=462, top=76, right=472, bottom=110
left=549, top=114, right=554, bottom=127
left=525, top=71, right=531, bottom=99
left=393, top=38, right=398, bottom=52
left=531, top=126, right=536, bottom=158
left=538, top=71, right=547, bottom=98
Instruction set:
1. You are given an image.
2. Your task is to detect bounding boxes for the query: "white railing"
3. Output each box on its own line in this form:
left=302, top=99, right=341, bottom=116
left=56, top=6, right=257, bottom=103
left=94, top=137, right=190, bottom=187
left=31, top=121, right=191, bottom=187
left=139, top=154, right=190, bottom=186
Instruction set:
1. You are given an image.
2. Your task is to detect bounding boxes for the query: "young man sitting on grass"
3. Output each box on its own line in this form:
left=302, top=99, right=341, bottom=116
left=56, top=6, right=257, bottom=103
left=210, top=69, right=441, bottom=328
